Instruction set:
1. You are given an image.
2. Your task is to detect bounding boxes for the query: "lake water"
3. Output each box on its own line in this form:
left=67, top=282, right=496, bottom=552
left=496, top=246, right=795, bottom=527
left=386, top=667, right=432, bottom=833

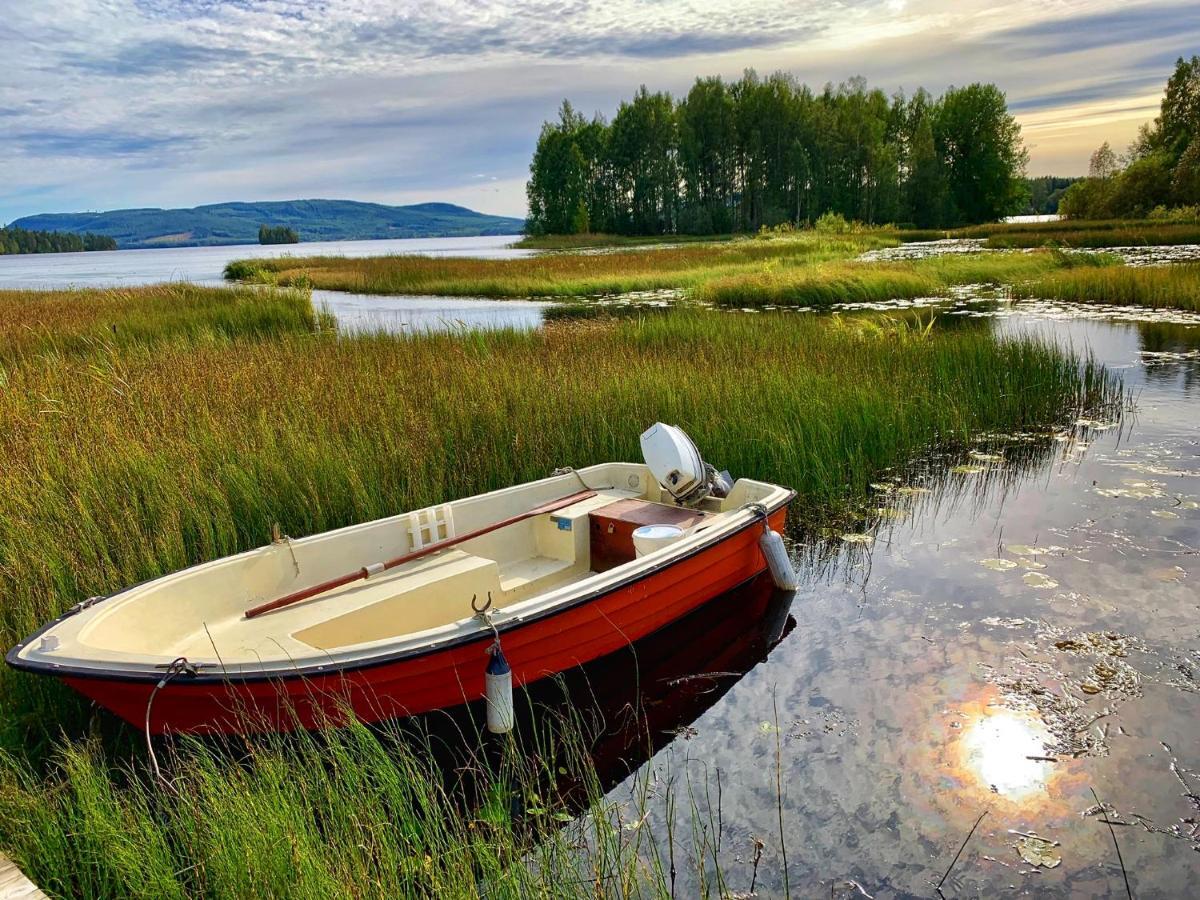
left=0, top=234, right=529, bottom=290
left=315, top=290, right=552, bottom=334
left=559, top=307, right=1200, bottom=898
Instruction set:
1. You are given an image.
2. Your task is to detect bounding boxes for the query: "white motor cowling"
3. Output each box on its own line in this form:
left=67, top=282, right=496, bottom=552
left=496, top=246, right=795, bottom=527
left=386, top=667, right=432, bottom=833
left=640, top=423, right=731, bottom=505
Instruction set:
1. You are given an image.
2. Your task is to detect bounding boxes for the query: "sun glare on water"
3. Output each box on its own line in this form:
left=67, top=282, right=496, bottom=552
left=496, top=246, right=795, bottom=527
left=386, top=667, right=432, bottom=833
left=959, top=709, right=1055, bottom=801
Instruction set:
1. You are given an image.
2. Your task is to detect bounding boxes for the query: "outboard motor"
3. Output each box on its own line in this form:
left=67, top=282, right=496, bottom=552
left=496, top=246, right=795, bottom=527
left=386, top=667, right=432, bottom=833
left=641, top=423, right=798, bottom=590
left=640, top=423, right=731, bottom=505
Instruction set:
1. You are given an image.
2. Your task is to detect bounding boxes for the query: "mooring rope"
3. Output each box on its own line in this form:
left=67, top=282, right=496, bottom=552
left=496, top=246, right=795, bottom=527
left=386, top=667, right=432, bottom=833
left=144, top=656, right=196, bottom=794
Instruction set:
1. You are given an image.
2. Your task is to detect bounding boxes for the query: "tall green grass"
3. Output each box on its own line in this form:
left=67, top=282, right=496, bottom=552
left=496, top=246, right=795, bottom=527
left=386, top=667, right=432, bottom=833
left=0, top=708, right=687, bottom=898
left=1013, top=262, right=1200, bottom=311
left=224, top=233, right=898, bottom=297
left=0, top=284, right=325, bottom=365
left=693, top=250, right=1115, bottom=308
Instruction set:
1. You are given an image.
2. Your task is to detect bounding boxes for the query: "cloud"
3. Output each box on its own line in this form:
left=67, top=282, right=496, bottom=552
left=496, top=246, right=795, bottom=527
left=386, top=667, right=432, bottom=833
left=988, top=2, right=1200, bottom=57
left=61, top=40, right=252, bottom=77
left=0, top=0, right=1196, bottom=220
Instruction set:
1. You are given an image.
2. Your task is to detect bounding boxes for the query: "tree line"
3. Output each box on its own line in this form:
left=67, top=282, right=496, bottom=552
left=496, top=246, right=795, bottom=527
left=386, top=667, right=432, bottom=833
left=1062, top=57, right=1200, bottom=219
left=258, top=225, right=299, bottom=244
left=0, top=226, right=117, bottom=255
left=526, top=71, right=1029, bottom=236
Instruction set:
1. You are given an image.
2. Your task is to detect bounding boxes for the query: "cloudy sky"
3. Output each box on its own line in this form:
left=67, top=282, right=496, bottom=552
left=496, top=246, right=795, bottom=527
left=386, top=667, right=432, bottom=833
left=2, top=0, right=1197, bottom=223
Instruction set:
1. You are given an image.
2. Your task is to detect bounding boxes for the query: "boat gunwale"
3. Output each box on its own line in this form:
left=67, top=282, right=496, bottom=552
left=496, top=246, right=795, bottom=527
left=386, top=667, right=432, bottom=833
left=6, top=488, right=796, bottom=685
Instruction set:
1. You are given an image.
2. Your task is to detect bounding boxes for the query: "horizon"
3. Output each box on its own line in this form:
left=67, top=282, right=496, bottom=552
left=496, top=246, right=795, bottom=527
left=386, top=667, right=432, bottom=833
left=3, top=1, right=1198, bottom=224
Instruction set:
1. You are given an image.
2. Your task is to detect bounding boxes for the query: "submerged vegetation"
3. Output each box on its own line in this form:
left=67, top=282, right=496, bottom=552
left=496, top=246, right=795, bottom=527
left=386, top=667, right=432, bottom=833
left=0, top=279, right=1118, bottom=896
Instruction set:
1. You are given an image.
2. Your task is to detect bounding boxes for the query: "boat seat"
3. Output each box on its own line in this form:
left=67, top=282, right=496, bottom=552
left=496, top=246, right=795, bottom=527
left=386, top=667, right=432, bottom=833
left=498, top=555, right=581, bottom=602
left=290, top=550, right=502, bottom=651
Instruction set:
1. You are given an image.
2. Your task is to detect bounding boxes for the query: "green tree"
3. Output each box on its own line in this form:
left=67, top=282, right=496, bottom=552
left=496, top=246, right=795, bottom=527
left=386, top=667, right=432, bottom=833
left=934, top=84, right=1028, bottom=223
left=1173, top=136, right=1200, bottom=205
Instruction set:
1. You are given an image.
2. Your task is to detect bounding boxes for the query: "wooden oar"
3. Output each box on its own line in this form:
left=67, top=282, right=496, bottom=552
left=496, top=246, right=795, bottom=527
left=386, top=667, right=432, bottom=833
left=244, top=489, right=597, bottom=619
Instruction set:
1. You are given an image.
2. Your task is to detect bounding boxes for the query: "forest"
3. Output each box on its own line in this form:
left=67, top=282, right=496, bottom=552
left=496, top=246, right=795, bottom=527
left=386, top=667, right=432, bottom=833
left=526, top=72, right=1029, bottom=236
left=0, top=226, right=117, bottom=254
left=1061, top=56, right=1200, bottom=219
left=259, top=224, right=300, bottom=244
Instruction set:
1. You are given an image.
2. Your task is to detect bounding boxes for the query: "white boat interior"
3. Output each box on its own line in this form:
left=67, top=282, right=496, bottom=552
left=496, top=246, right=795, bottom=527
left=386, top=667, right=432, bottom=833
left=15, top=463, right=789, bottom=676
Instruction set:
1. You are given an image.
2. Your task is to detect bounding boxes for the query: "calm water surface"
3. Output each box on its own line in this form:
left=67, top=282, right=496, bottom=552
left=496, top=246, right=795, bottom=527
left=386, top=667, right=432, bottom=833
left=566, top=309, right=1200, bottom=898
left=315, top=290, right=552, bottom=334
left=0, top=234, right=529, bottom=290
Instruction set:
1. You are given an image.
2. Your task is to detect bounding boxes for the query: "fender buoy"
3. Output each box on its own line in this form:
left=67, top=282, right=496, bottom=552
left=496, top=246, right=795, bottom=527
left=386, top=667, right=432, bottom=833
left=485, top=642, right=515, bottom=734
left=759, top=526, right=799, bottom=591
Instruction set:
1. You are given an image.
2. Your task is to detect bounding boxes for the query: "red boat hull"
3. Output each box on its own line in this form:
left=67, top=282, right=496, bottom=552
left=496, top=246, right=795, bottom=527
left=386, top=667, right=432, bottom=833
left=64, top=507, right=789, bottom=734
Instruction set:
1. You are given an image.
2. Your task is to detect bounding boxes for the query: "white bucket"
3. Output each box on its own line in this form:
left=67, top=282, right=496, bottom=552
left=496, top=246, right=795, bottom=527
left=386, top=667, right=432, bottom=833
left=632, top=524, right=685, bottom=557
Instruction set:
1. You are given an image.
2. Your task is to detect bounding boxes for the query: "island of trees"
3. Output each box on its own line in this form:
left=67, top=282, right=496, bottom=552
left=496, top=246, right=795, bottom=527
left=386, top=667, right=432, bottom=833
left=0, top=226, right=117, bottom=255
left=1061, top=56, right=1200, bottom=219
left=258, top=225, right=300, bottom=244
left=526, top=72, right=1029, bottom=236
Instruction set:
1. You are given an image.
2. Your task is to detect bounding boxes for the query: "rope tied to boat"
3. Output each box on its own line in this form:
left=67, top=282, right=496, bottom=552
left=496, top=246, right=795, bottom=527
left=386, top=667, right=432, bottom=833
left=471, top=592, right=501, bottom=651
left=144, top=656, right=198, bottom=795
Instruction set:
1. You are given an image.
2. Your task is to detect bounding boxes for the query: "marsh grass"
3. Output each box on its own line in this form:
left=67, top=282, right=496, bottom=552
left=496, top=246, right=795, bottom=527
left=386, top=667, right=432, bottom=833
left=0, top=284, right=325, bottom=364
left=0, top=286, right=1119, bottom=897
left=1013, top=262, right=1200, bottom=311
left=693, top=250, right=1115, bottom=308
left=953, top=219, right=1200, bottom=248
left=224, top=233, right=899, bottom=297
left=0, top=701, right=692, bottom=899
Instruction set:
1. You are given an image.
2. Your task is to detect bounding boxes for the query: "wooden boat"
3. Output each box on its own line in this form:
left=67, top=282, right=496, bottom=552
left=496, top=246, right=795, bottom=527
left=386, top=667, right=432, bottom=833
left=8, top=461, right=793, bottom=734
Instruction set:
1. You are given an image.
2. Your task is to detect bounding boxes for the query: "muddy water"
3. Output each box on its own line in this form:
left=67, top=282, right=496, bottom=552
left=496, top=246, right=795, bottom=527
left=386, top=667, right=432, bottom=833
left=588, top=311, right=1200, bottom=897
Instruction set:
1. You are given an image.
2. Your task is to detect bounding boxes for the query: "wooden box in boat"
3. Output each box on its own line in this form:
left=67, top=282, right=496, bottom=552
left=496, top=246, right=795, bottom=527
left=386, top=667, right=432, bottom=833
left=7, top=463, right=794, bottom=734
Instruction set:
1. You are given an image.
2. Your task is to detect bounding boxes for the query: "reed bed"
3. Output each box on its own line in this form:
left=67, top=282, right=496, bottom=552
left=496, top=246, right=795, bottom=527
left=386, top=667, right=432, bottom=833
left=224, top=233, right=898, bottom=297
left=0, top=708, right=687, bottom=899
left=1013, top=262, right=1200, bottom=311
left=693, top=250, right=1114, bottom=308
left=0, top=290, right=1117, bottom=897
left=0, top=284, right=324, bottom=364
left=957, top=220, right=1200, bottom=248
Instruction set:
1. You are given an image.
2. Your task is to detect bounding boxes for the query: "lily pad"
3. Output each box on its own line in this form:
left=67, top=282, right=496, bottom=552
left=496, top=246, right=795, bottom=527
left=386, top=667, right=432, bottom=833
left=968, top=450, right=1004, bottom=463
left=952, top=464, right=986, bottom=475
left=841, top=533, right=874, bottom=544
left=1023, top=572, right=1058, bottom=589
left=1006, top=543, right=1039, bottom=556
left=979, top=558, right=1018, bottom=571
left=1151, top=509, right=1179, bottom=519
left=1016, top=836, right=1061, bottom=868
left=1017, top=558, right=1047, bottom=570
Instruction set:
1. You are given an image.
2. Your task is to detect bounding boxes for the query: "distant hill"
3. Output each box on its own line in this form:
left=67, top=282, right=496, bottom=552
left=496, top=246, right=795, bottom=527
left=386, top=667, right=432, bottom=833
left=10, top=200, right=525, bottom=249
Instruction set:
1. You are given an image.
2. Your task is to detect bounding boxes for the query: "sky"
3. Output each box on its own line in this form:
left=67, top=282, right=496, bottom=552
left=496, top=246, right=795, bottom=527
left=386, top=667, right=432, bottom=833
left=1, top=0, right=1198, bottom=223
